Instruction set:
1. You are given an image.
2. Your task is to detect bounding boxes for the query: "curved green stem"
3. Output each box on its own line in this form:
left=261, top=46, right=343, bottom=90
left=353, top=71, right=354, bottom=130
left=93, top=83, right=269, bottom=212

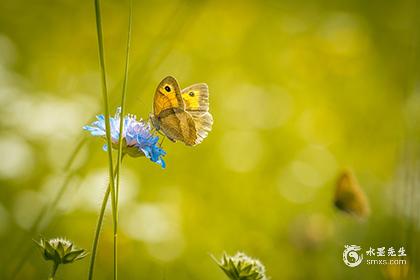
left=93, top=0, right=118, bottom=278
left=112, top=1, right=132, bottom=279
left=114, top=1, right=132, bottom=278
left=9, top=138, right=86, bottom=280
left=48, top=262, right=59, bottom=280
left=87, top=185, right=110, bottom=280
left=87, top=158, right=124, bottom=280
left=116, top=0, right=132, bottom=213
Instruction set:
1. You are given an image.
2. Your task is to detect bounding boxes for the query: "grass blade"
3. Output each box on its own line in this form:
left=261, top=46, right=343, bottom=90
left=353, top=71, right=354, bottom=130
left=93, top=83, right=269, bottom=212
left=114, top=0, right=133, bottom=278
left=89, top=0, right=118, bottom=279
left=8, top=137, right=86, bottom=279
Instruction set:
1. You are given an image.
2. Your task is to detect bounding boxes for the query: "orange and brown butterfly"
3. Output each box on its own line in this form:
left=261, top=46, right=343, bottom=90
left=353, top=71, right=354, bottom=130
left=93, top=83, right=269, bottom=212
left=334, top=169, right=370, bottom=219
left=150, top=76, right=213, bottom=146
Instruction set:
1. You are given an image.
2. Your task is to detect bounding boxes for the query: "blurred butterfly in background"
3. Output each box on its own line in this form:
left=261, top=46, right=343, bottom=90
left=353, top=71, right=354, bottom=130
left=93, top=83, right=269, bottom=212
left=150, top=76, right=213, bottom=146
left=334, top=169, right=370, bottom=219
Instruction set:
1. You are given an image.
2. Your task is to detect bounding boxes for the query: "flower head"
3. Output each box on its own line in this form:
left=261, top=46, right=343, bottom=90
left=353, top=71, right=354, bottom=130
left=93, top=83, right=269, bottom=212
left=214, top=252, right=268, bottom=280
left=83, top=107, right=166, bottom=168
left=34, top=237, right=88, bottom=265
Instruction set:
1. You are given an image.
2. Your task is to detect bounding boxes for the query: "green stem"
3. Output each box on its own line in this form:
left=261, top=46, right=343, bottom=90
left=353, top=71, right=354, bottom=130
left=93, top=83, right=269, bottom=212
left=116, top=0, right=132, bottom=213
left=87, top=158, right=123, bottom=280
left=9, top=138, right=86, bottom=280
left=114, top=2, right=132, bottom=279
left=48, top=262, right=59, bottom=280
left=87, top=184, right=110, bottom=280
left=93, top=0, right=118, bottom=279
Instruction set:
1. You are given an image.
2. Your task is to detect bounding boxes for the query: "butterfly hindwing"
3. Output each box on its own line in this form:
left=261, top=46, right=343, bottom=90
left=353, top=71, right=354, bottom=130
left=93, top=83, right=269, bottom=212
left=181, top=83, right=209, bottom=112
left=158, top=109, right=197, bottom=146
left=181, top=83, right=213, bottom=145
left=189, top=111, right=213, bottom=145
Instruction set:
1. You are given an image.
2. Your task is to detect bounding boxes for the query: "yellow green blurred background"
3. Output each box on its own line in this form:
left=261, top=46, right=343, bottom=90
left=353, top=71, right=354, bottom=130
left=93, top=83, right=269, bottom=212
left=0, top=0, right=419, bottom=279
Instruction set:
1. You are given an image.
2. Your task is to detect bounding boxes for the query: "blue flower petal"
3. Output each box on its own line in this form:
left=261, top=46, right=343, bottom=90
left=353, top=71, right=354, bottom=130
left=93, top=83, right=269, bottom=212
left=141, top=147, right=152, bottom=159
left=84, top=108, right=167, bottom=168
left=156, top=158, right=166, bottom=168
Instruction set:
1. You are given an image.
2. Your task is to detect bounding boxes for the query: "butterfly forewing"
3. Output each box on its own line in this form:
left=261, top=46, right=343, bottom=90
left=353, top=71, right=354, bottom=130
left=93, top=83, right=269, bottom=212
left=153, top=76, right=184, bottom=116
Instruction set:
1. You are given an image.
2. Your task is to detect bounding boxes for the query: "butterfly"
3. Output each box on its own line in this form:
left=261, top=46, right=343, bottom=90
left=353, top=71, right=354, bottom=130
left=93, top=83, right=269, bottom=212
left=150, top=76, right=213, bottom=146
left=334, top=169, right=370, bottom=219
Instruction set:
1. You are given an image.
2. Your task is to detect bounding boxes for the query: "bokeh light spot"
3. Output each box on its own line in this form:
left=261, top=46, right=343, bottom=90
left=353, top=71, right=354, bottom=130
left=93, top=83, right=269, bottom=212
left=0, top=134, right=34, bottom=180
left=220, top=130, right=264, bottom=172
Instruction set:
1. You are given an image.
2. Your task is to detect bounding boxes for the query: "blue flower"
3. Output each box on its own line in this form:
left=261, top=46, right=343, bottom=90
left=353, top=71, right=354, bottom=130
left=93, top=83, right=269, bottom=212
left=83, top=107, right=166, bottom=168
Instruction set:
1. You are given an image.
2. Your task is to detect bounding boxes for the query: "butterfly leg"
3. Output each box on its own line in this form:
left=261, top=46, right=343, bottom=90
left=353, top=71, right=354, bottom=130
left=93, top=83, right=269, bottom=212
left=149, top=127, right=164, bottom=139
left=159, top=135, right=166, bottom=147
left=150, top=127, right=160, bottom=136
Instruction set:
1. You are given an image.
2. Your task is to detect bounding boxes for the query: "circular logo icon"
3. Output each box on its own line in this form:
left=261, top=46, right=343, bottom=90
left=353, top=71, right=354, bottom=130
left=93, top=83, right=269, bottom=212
left=343, top=245, right=363, bottom=267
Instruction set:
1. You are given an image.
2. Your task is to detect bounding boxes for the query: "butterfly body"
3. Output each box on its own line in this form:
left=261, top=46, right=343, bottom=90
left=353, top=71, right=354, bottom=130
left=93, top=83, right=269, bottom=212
left=151, top=76, right=213, bottom=146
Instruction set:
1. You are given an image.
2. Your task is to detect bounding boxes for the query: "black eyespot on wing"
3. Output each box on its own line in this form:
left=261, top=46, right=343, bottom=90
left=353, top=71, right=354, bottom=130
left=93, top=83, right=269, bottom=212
left=164, top=85, right=171, bottom=92
left=189, top=92, right=195, bottom=97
